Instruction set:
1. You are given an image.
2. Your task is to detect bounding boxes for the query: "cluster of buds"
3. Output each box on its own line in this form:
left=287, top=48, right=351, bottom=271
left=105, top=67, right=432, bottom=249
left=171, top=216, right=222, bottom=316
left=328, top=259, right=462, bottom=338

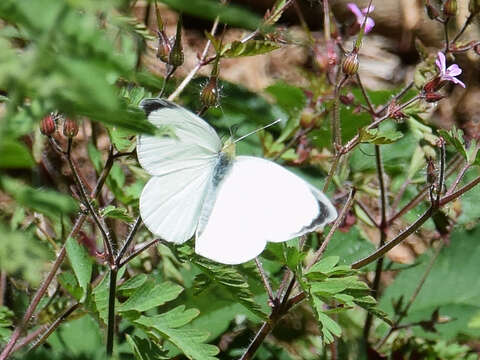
left=423, top=52, right=465, bottom=102
left=156, top=15, right=184, bottom=68
left=40, top=113, right=79, bottom=138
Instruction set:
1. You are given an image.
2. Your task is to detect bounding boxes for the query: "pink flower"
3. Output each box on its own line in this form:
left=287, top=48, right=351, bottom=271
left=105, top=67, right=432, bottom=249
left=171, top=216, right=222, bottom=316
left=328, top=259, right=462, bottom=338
left=435, top=52, right=465, bottom=88
left=347, top=3, right=375, bottom=34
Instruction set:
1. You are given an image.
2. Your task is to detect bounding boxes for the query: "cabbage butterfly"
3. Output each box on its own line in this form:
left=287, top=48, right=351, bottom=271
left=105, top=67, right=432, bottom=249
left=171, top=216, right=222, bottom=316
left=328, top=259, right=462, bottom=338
left=137, top=98, right=337, bottom=264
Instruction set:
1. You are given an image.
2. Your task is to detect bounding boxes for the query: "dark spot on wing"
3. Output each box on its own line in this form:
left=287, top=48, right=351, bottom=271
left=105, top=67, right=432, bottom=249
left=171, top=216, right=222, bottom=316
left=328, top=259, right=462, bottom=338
left=140, top=98, right=177, bottom=116
left=302, top=194, right=334, bottom=232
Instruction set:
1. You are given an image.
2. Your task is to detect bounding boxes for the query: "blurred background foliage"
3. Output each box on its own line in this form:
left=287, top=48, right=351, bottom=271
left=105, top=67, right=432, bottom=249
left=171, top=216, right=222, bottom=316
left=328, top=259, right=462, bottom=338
left=1, top=0, right=480, bottom=359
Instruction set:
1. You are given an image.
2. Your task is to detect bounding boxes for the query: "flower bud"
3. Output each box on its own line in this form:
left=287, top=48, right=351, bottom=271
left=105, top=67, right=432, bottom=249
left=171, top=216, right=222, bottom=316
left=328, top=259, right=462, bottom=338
left=425, top=92, right=445, bottom=103
left=342, top=52, right=359, bottom=76
left=168, top=17, right=183, bottom=67
left=425, top=0, right=440, bottom=19
left=443, top=0, right=457, bottom=17
left=469, top=0, right=480, bottom=14
left=300, top=108, right=315, bottom=129
left=40, top=115, right=56, bottom=136
left=63, top=118, right=79, bottom=138
left=423, top=77, right=442, bottom=93
left=339, top=93, right=355, bottom=105
left=200, top=76, right=219, bottom=108
left=156, top=30, right=171, bottom=63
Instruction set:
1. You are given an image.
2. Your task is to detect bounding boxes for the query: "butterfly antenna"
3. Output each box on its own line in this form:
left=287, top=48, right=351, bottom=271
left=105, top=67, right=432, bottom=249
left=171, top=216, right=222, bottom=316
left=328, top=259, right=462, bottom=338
left=234, top=119, right=282, bottom=143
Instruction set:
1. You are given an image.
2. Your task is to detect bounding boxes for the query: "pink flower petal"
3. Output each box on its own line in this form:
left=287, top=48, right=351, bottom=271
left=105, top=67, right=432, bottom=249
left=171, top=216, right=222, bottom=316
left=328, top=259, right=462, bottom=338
left=347, top=3, right=363, bottom=18
left=449, top=76, right=466, bottom=88
left=361, top=5, right=375, bottom=15
left=446, top=64, right=462, bottom=77
left=364, top=17, right=375, bottom=33
left=435, top=52, right=446, bottom=74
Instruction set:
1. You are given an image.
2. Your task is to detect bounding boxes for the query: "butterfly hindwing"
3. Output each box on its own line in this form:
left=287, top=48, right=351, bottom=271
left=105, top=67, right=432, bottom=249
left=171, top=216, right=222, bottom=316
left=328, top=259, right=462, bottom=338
left=195, top=156, right=337, bottom=264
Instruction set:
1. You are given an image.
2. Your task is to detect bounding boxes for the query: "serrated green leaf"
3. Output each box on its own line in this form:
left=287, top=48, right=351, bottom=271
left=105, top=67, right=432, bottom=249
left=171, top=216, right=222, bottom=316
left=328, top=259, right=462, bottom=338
left=118, top=274, right=148, bottom=295
left=359, top=127, right=403, bottom=144
left=438, top=127, right=471, bottom=163
left=108, top=126, right=134, bottom=152
left=306, top=256, right=340, bottom=275
left=192, top=257, right=267, bottom=319
left=126, top=334, right=168, bottom=360
left=118, top=281, right=183, bottom=313
left=0, top=306, right=14, bottom=342
left=0, top=176, right=78, bottom=218
left=0, top=140, right=34, bottom=168
left=135, top=306, right=219, bottom=360
left=100, top=205, right=134, bottom=223
left=221, top=40, right=280, bottom=58
left=318, top=311, right=342, bottom=344
left=65, top=236, right=93, bottom=302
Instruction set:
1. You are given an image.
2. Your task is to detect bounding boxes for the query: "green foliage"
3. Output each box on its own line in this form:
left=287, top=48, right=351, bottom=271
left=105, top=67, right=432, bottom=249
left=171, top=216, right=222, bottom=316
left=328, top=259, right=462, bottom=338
left=0, top=176, right=78, bottom=219
left=126, top=334, right=168, bottom=360
left=380, top=225, right=480, bottom=340
left=302, top=256, right=390, bottom=344
left=0, top=306, right=14, bottom=343
left=221, top=40, right=280, bottom=58
left=65, top=237, right=93, bottom=302
left=0, top=140, right=34, bottom=168
left=100, top=205, right=134, bottom=223
left=358, top=127, right=404, bottom=145
left=134, top=306, right=220, bottom=360
left=159, top=0, right=262, bottom=30
left=0, top=226, right=50, bottom=285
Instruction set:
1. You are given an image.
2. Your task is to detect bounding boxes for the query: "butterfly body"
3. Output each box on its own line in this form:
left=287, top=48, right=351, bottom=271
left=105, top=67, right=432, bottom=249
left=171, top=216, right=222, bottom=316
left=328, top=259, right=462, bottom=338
left=137, top=98, right=337, bottom=264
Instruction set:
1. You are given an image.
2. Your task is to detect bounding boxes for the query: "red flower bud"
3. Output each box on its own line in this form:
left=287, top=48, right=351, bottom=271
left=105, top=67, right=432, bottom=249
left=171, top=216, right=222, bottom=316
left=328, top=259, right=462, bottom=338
left=63, top=118, right=79, bottom=138
left=425, top=92, right=445, bottom=103
left=40, top=115, right=56, bottom=136
left=339, top=93, right=355, bottom=105
left=342, top=52, right=359, bottom=76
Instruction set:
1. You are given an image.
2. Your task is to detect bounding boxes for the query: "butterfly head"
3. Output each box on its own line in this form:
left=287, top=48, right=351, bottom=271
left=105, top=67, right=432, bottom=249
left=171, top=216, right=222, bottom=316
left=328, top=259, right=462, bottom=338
left=222, top=138, right=236, bottom=159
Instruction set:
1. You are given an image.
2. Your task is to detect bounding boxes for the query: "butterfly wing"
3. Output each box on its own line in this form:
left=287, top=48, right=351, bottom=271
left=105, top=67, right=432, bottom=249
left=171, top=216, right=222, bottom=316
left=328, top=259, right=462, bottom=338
left=195, top=156, right=337, bottom=264
left=140, top=165, right=215, bottom=243
left=137, top=98, right=222, bottom=176
left=137, top=98, right=221, bottom=244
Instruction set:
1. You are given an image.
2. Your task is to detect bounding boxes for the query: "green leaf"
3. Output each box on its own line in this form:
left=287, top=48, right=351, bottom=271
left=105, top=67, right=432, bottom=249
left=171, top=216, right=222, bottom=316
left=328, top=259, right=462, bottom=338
left=359, top=127, right=404, bottom=145
left=58, top=271, right=84, bottom=302
left=0, top=226, right=49, bottom=285
left=221, top=40, right=280, bottom=58
left=65, top=237, right=93, bottom=302
left=108, top=126, right=134, bottom=152
left=126, top=334, right=168, bottom=360
left=317, top=311, right=342, bottom=344
left=117, top=281, right=183, bottom=313
left=100, top=205, right=134, bottom=223
left=0, top=176, right=78, bottom=218
left=306, top=256, right=340, bottom=275
left=92, top=272, right=112, bottom=324
left=159, top=0, right=262, bottom=30
left=134, top=306, right=219, bottom=360
left=438, top=127, right=469, bottom=162
left=265, top=82, right=306, bottom=117
left=190, top=256, right=267, bottom=319
left=0, top=140, right=34, bottom=168
left=380, top=225, right=480, bottom=340
left=117, top=274, right=148, bottom=295
left=0, top=306, right=14, bottom=342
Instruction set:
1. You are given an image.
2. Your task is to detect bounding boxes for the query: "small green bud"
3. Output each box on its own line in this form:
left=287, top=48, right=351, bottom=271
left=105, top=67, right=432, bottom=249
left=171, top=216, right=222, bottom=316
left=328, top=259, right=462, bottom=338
left=168, top=16, right=184, bottom=67
left=342, top=52, right=359, bottom=76
left=469, top=0, right=480, bottom=14
left=200, top=76, right=219, bottom=108
left=443, top=0, right=457, bottom=17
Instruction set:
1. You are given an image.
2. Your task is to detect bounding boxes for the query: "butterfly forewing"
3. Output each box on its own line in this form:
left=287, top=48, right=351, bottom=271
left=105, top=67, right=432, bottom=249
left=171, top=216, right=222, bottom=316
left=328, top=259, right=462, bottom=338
left=137, top=99, right=222, bottom=176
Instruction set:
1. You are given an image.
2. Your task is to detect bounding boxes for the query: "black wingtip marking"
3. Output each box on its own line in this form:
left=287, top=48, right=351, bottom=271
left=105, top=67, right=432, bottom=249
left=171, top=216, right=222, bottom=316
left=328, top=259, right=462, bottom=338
left=140, top=98, right=177, bottom=116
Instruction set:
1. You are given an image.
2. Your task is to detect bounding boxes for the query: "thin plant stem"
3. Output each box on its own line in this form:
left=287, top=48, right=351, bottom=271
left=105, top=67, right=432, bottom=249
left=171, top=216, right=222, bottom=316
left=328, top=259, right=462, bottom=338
left=356, top=73, right=375, bottom=114
left=106, top=269, right=118, bottom=357
left=11, top=326, right=48, bottom=354
left=115, top=216, right=142, bottom=266
left=355, top=199, right=378, bottom=227
left=0, top=150, right=115, bottom=360
left=309, top=188, right=356, bottom=268
left=323, top=152, right=341, bottom=192
left=118, top=238, right=161, bottom=268
left=332, top=75, right=348, bottom=152
left=363, top=145, right=388, bottom=340
left=440, top=173, right=480, bottom=205
left=452, top=14, right=474, bottom=44
left=167, top=17, right=220, bottom=102
left=377, top=81, right=414, bottom=115
left=254, top=258, right=275, bottom=302
left=28, top=303, right=80, bottom=352
left=375, top=244, right=443, bottom=349
left=436, top=140, right=446, bottom=204
left=446, top=162, right=470, bottom=196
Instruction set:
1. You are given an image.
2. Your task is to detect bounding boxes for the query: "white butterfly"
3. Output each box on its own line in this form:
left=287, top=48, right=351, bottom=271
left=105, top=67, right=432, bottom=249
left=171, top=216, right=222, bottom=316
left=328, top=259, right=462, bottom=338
left=137, top=98, right=337, bottom=265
